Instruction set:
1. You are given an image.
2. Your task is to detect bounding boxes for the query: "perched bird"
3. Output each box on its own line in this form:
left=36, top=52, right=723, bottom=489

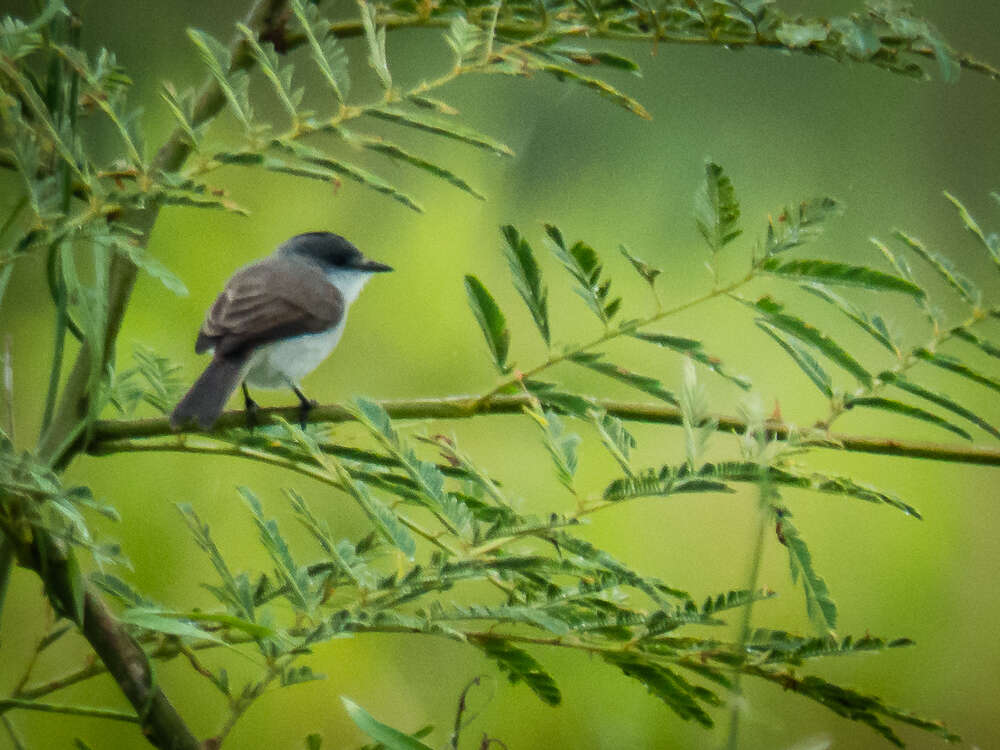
left=170, top=232, right=392, bottom=430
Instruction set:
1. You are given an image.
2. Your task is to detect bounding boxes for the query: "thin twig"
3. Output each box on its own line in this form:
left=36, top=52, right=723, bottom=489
left=0, top=697, right=139, bottom=723
left=724, top=468, right=772, bottom=750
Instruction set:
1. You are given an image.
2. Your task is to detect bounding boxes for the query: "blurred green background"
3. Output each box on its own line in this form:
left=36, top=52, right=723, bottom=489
left=1, top=0, right=999, bottom=748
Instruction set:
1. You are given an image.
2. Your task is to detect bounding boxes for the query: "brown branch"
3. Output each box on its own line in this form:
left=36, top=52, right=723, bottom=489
left=86, top=395, right=1000, bottom=466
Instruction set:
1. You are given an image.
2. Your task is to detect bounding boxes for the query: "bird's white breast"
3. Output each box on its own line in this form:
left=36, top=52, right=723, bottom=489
left=242, top=269, right=373, bottom=390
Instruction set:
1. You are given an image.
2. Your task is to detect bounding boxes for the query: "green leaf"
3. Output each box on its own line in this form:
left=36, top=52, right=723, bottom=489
left=350, top=400, right=473, bottom=537
left=160, top=83, right=199, bottom=147
left=90, top=573, right=156, bottom=608
left=845, top=397, right=971, bottom=441
left=275, top=140, right=422, bottom=212
left=831, top=17, right=881, bottom=60
left=603, top=464, right=733, bottom=502
left=303, top=432, right=418, bottom=559
left=474, top=638, right=561, bottom=706
left=349, top=133, right=484, bottom=200
left=604, top=653, right=715, bottom=727
left=943, top=190, right=999, bottom=267
left=755, top=671, right=959, bottom=746
left=592, top=410, right=636, bottom=477
left=148, top=609, right=276, bottom=639
left=633, top=332, right=751, bottom=389
left=154, top=187, right=249, bottom=216
left=341, top=697, right=434, bottom=750
left=366, top=107, right=513, bottom=156
left=801, top=284, right=897, bottom=354
left=502, top=225, right=550, bottom=345
left=569, top=352, right=678, bottom=404
left=760, top=258, right=924, bottom=298
left=239, top=486, right=316, bottom=612
left=291, top=0, right=348, bottom=103
left=756, top=321, right=832, bottom=397
left=96, top=228, right=188, bottom=296
left=592, top=51, right=642, bottom=73
left=521, top=379, right=594, bottom=418
left=952, top=327, right=1000, bottom=361
left=776, top=21, right=829, bottom=48
left=532, top=60, right=650, bottom=119
left=444, top=15, right=483, bottom=66
left=464, top=275, right=511, bottom=373
left=121, top=607, right=227, bottom=643
left=680, top=359, right=716, bottom=471
left=237, top=23, right=300, bottom=119
left=607, top=461, right=922, bottom=519
left=753, top=297, right=871, bottom=387
left=777, top=512, right=837, bottom=634
left=358, top=0, right=391, bottom=88
left=764, top=198, right=843, bottom=255
left=619, top=244, right=662, bottom=286
left=186, top=29, right=252, bottom=131
left=893, top=230, right=978, bottom=304
left=879, top=372, right=1000, bottom=440
left=695, top=162, right=741, bottom=254
left=544, top=225, right=620, bottom=323
left=526, top=407, right=580, bottom=493
left=176, top=504, right=255, bottom=620
left=915, top=348, right=1000, bottom=395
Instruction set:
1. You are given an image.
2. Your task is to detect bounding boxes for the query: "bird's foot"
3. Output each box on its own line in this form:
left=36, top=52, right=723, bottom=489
left=297, top=398, right=318, bottom=430
left=292, top=385, right=317, bottom=430
left=242, top=384, right=260, bottom=431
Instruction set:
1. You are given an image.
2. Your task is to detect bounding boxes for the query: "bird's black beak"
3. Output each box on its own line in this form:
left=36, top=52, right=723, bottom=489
left=356, top=258, right=393, bottom=272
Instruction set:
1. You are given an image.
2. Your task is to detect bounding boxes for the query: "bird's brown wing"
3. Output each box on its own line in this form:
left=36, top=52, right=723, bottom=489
left=195, top=258, right=344, bottom=357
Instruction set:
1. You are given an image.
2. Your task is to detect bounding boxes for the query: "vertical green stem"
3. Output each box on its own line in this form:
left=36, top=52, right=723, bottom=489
left=724, top=473, right=771, bottom=750
left=39, top=245, right=68, bottom=434
left=40, top=12, right=80, bottom=436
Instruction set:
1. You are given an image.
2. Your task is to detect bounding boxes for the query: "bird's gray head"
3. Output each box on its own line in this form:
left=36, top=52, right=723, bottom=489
left=278, top=232, right=393, bottom=274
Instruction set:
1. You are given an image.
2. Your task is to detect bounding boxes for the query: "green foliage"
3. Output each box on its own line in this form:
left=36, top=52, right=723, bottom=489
left=474, top=638, right=561, bottom=706
left=695, top=161, right=742, bottom=256
left=464, top=276, right=511, bottom=374
left=680, top=360, right=716, bottom=471
left=342, top=697, right=434, bottom=750
left=2, top=1, right=998, bottom=748
left=110, top=346, right=186, bottom=416
left=846, top=397, right=972, bottom=441
left=759, top=257, right=924, bottom=297
left=775, top=508, right=837, bottom=634
left=763, top=197, right=843, bottom=256
left=752, top=295, right=874, bottom=387
left=501, top=225, right=550, bottom=346
left=569, top=352, right=678, bottom=404
left=544, top=224, right=621, bottom=324
left=633, top=332, right=751, bottom=390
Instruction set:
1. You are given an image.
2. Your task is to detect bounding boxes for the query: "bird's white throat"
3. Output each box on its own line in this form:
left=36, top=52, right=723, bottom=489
left=324, top=267, right=373, bottom=307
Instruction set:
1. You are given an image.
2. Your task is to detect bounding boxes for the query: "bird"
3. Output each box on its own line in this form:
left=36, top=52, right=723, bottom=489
left=169, top=231, right=392, bottom=430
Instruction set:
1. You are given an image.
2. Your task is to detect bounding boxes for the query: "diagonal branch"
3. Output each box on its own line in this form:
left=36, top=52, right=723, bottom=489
left=86, top=395, right=1000, bottom=466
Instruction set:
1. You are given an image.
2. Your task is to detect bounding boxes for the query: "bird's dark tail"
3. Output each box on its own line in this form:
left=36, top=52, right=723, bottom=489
left=170, top=356, right=246, bottom=430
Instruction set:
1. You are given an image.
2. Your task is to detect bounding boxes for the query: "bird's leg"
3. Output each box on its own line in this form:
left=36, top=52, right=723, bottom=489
left=242, top=383, right=260, bottom=430
left=292, top=385, right=317, bottom=430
